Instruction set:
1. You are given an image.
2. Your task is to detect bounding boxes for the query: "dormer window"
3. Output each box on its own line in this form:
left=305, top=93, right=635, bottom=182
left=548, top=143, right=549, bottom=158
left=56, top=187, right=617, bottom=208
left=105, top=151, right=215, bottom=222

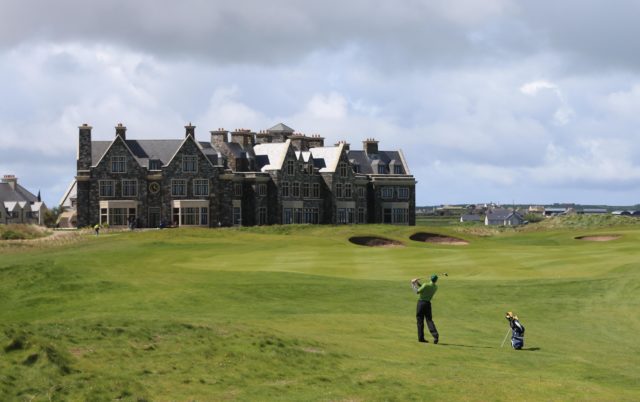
left=339, top=163, right=348, bottom=178
left=149, top=160, right=162, bottom=171
left=286, top=160, right=295, bottom=175
left=183, top=155, right=198, bottom=173
left=394, top=165, right=403, bottom=174
left=377, top=165, right=387, bottom=174
left=111, top=156, right=126, bottom=173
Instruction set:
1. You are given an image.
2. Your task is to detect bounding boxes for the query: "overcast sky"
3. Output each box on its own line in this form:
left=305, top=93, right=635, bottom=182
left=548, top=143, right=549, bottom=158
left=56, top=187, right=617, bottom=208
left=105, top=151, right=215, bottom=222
left=1, top=0, right=639, bottom=207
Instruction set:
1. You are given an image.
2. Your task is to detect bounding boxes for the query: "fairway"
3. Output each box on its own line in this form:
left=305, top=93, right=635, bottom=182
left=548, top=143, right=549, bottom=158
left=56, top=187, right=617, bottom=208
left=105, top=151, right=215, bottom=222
left=1, top=223, right=639, bottom=401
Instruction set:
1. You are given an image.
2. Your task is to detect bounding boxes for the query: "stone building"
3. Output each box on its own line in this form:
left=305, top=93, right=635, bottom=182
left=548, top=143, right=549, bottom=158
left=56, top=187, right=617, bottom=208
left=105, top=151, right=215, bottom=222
left=74, top=123, right=416, bottom=228
left=0, top=175, right=47, bottom=225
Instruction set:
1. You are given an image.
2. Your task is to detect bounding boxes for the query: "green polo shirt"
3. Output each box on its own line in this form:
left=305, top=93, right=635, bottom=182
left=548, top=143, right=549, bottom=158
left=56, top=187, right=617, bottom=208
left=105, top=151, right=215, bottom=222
left=417, top=282, right=438, bottom=301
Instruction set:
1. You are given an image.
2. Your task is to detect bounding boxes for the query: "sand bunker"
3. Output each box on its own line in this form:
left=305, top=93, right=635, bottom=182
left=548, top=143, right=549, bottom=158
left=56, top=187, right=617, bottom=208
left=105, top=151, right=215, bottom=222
left=348, top=236, right=404, bottom=247
left=575, top=235, right=621, bottom=242
left=410, top=232, right=469, bottom=245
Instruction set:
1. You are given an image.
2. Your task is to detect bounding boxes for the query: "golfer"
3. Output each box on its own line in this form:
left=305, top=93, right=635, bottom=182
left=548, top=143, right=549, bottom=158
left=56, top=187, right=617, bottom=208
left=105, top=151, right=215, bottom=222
left=411, top=275, right=439, bottom=344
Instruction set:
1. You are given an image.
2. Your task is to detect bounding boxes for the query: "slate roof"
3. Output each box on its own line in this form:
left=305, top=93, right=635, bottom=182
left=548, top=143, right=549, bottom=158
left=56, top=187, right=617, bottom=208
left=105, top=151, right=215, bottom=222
left=267, top=123, right=295, bottom=133
left=91, top=139, right=220, bottom=168
left=0, top=182, right=38, bottom=203
left=346, top=150, right=407, bottom=174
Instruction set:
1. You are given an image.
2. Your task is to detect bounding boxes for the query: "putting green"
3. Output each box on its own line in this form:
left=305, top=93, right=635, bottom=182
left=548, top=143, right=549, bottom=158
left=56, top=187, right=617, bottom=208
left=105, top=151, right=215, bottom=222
left=1, top=222, right=639, bottom=401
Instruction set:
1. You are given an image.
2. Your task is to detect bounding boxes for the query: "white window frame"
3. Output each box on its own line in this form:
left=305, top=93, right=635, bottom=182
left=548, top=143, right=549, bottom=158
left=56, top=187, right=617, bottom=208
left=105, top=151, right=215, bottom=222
left=302, top=183, right=310, bottom=198
left=233, top=207, right=242, bottom=226
left=398, top=187, right=409, bottom=199
left=339, top=162, right=348, bottom=178
left=99, top=180, right=115, bottom=197
left=292, top=182, right=300, bottom=197
left=257, top=184, right=267, bottom=196
left=358, top=187, right=365, bottom=198
left=394, top=165, right=403, bottom=174
left=122, top=179, right=137, bottom=197
left=111, top=156, right=126, bottom=173
left=171, top=179, right=187, bottom=197
left=234, top=183, right=242, bottom=197
left=182, top=155, right=198, bottom=173
left=194, top=179, right=209, bottom=197
left=281, top=182, right=290, bottom=197
left=381, top=187, right=394, bottom=199
left=286, top=160, right=295, bottom=176
left=258, top=207, right=268, bottom=225
left=336, top=183, right=343, bottom=198
left=312, top=183, right=320, bottom=198
left=344, top=183, right=352, bottom=198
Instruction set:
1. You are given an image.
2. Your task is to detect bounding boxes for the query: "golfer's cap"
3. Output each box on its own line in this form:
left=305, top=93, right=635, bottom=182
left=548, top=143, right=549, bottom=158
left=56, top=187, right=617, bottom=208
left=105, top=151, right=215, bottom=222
left=430, top=274, right=438, bottom=282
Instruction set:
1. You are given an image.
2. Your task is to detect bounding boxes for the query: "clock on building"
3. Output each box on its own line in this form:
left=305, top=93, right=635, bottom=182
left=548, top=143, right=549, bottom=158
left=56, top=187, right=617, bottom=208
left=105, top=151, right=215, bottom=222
left=149, top=182, right=160, bottom=194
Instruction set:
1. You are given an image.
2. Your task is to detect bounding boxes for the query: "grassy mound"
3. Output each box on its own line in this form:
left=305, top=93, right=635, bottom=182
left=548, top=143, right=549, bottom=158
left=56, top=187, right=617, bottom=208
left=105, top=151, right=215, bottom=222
left=0, top=224, right=50, bottom=240
left=1, top=225, right=639, bottom=400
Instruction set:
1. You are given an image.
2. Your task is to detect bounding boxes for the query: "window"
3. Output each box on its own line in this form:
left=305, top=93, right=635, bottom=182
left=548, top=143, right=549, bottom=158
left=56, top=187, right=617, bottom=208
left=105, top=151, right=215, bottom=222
left=294, top=208, right=303, bottom=224
left=344, top=183, right=352, bottom=198
left=182, top=207, right=198, bottom=225
left=337, top=208, right=354, bottom=224
left=99, top=180, right=115, bottom=197
left=398, top=187, right=409, bottom=199
left=303, top=208, right=319, bottom=224
left=258, top=207, right=268, bottom=225
left=381, top=187, right=394, bottom=199
left=234, top=183, right=242, bottom=197
left=377, top=165, right=386, bottom=174
left=194, top=179, right=209, bottom=197
left=283, top=208, right=293, bottom=224
left=286, top=160, right=295, bottom=175
left=233, top=207, right=242, bottom=226
left=393, top=208, right=408, bottom=224
left=103, top=207, right=135, bottom=226
left=183, top=155, right=198, bottom=173
left=383, top=208, right=392, bottom=223
left=172, top=208, right=180, bottom=225
left=308, top=164, right=314, bottom=174
left=200, top=207, right=209, bottom=225
left=122, top=180, right=137, bottom=197
left=292, top=182, right=300, bottom=197
left=312, top=183, right=320, bottom=198
left=171, top=179, right=187, bottom=197
left=394, top=165, right=403, bottom=174
left=149, top=160, right=162, bottom=170
left=281, top=182, right=290, bottom=197
left=111, top=156, right=126, bottom=173
left=339, top=163, right=348, bottom=178
left=358, top=187, right=365, bottom=198
left=353, top=164, right=360, bottom=173
left=257, top=184, right=267, bottom=196
left=336, top=183, right=343, bottom=198
left=358, top=208, right=366, bottom=224
left=302, top=183, right=310, bottom=198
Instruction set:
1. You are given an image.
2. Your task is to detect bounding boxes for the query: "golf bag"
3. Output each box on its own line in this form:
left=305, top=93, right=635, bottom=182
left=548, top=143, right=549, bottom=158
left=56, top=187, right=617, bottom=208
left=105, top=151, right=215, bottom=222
left=506, top=312, right=525, bottom=350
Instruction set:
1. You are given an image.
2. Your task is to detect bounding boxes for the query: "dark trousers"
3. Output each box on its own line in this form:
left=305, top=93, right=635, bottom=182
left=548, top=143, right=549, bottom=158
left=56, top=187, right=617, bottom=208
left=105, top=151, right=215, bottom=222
left=416, top=300, right=439, bottom=341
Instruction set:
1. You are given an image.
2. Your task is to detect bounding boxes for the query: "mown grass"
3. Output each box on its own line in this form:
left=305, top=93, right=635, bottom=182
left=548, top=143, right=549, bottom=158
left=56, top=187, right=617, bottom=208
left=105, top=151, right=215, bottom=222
left=1, top=221, right=639, bottom=401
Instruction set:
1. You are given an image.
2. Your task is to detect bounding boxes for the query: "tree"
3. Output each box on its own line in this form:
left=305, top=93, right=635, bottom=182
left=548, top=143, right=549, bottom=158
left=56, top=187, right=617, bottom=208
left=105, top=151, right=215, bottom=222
left=44, top=205, right=63, bottom=228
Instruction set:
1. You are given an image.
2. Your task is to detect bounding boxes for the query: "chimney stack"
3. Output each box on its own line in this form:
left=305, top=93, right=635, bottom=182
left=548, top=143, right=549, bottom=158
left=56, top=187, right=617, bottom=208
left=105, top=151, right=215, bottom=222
left=2, top=175, right=17, bottom=190
left=210, top=128, right=229, bottom=149
left=363, top=138, right=379, bottom=155
left=77, top=123, right=93, bottom=171
left=115, top=123, right=127, bottom=140
left=231, top=129, right=255, bottom=148
left=308, top=134, right=324, bottom=148
left=335, top=140, right=350, bottom=151
left=185, top=122, right=195, bottom=138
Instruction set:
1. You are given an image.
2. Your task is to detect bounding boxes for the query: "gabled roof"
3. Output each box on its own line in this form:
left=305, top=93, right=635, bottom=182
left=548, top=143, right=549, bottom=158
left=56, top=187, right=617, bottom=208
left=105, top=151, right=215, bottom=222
left=59, top=180, right=77, bottom=207
left=0, top=182, right=39, bottom=203
left=165, top=135, right=215, bottom=168
left=3, top=201, right=19, bottom=212
left=310, top=144, right=343, bottom=173
left=254, top=140, right=291, bottom=171
left=267, top=123, right=294, bottom=133
left=295, top=151, right=312, bottom=163
left=487, top=209, right=523, bottom=220
left=91, top=138, right=219, bottom=168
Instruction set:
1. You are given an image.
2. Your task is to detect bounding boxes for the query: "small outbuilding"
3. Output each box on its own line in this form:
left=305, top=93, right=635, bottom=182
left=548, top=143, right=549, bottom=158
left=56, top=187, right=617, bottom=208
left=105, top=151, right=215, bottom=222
left=0, top=175, right=47, bottom=225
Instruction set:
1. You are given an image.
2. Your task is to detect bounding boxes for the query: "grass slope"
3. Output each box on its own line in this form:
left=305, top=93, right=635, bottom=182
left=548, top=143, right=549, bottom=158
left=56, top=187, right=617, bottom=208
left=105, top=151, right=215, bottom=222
left=1, top=223, right=639, bottom=401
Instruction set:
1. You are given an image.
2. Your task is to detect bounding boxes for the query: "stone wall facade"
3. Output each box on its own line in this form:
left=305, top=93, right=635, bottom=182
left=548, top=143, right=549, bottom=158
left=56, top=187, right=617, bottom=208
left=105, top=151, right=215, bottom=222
left=75, top=124, right=417, bottom=228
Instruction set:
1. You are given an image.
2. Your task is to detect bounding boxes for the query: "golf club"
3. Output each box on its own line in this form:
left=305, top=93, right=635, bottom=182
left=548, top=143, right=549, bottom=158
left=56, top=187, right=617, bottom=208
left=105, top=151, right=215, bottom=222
left=500, top=327, right=511, bottom=347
